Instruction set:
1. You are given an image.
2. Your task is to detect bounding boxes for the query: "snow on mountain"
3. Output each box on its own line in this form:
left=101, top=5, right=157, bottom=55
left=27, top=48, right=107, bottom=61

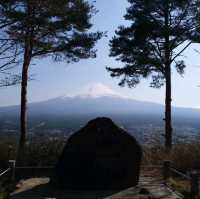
left=1, top=83, right=200, bottom=124
left=62, top=83, right=127, bottom=99
left=81, top=83, right=123, bottom=98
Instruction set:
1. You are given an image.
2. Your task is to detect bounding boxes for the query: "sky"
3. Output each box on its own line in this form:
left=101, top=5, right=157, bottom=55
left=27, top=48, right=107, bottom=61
left=1, top=0, right=200, bottom=108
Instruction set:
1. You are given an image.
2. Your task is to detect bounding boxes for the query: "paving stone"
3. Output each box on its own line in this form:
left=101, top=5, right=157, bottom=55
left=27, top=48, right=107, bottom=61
left=104, top=177, right=183, bottom=199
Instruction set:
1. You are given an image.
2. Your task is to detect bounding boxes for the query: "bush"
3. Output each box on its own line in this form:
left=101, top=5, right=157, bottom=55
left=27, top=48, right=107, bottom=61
left=0, top=136, right=65, bottom=169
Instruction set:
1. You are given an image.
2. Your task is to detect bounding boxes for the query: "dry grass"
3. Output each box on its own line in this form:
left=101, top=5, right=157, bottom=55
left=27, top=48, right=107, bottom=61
left=0, top=138, right=65, bottom=168
left=167, top=177, right=190, bottom=194
left=142, top=133, right=200, bottom=172
left=142, top=136, right=200, bottom=199
left=1, top=133, right=200, bottom=170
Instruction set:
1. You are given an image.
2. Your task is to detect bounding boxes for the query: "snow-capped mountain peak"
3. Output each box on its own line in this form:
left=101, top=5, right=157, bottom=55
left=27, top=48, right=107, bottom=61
left=62, top=83, right=126, bottom=99
left=80, top=83, right=123, bottom=98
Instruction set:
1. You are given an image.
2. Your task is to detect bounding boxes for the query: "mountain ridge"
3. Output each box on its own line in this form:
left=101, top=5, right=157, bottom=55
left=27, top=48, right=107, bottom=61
left=1, top=83, right=200, bottom=133
left=1, top=93, right=200, bottom=117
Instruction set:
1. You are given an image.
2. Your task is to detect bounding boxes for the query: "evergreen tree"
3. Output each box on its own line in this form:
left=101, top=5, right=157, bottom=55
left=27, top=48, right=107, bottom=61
left=0, top=40, right=20, bottom=87
left=0, top=13, right=20, bottom=87
left=0, top=0, right=102, bottom=161
left=107, top=0, right=200, bottom=151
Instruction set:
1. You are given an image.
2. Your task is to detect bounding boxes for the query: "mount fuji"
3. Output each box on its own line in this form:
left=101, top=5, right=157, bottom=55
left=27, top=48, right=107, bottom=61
left=0, top=83, right=164, bottom=116
left=1, top=83, right=200, bottom=131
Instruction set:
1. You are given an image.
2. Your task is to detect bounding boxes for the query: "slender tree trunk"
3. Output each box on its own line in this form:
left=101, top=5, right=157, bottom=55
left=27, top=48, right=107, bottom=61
left=17, top=40, right=32, bottom=164
left=17, top=2, right=34, bottom=164
left=164, top=0, right=172, bottom=151
left=165, top=64, right=172, bottom=151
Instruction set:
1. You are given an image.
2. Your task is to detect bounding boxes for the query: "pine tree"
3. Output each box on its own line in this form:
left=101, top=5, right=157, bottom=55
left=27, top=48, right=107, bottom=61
left=0, top=11, right=20, bottom=87
left=0, top=0, right=102, bottom=161
left=107, top=0, right=200, bottom=151
left=0, top=40, right=20, bottom=87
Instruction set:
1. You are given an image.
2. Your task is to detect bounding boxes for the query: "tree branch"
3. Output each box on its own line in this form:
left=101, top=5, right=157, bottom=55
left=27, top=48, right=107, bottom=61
left=171, top=41, right=192, bottom=62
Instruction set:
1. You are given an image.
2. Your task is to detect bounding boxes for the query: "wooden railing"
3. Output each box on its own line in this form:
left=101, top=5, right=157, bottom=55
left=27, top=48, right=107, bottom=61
left=0, top=168, right=11, bottom=178
left=0, top=165, right=12, bottom=193
left=0, top=160, right=56, bottom=196
left=1, top=160, right=199, bottom=198
left=163, top=160, right=200, bottom=199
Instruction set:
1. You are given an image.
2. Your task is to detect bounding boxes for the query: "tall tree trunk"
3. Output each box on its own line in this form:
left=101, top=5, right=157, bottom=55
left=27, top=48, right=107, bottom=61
left=165, top=64, right=172, bottom=151
left=17, top=40, right=32, bottom=164
left=164, top=0, right=172, bottom=151
left=17, top=2, right=34, bottom=164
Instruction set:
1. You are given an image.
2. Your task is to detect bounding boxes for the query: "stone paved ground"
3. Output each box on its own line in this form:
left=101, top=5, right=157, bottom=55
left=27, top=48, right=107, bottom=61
left=10, top=176, right=183, bottom=199
left=105, top=177, right=183, bottom=199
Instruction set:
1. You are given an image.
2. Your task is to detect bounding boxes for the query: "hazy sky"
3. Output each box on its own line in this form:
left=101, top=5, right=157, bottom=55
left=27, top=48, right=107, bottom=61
left=1, top=0, right=200, bottom=108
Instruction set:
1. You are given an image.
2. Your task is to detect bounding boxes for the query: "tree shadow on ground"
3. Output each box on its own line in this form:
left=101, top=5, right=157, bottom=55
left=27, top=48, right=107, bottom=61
left=10, top=182, right=118, bottom=199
